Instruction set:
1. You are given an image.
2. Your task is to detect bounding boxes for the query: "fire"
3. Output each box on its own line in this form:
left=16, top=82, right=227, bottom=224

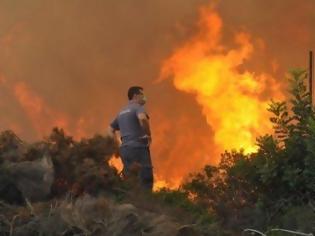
left=12, top=81, right=97, bottom=140
left=109, top=155, right=179, bottom=191
left=109, top=155, right=123, bottom=173
left=153, top=179, right=176, bottom=191
left=160, top=7, right=283, bottom=154
left=0, top=2, right=290, bottom=190
left=14, top=82, right=69, bottom=137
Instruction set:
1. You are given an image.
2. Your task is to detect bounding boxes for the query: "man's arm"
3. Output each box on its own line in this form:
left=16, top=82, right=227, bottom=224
left=107, top=125, right=122, bottom=146
left=137, top=113, right=152, bottom=145
left=107, top=125, right=116, bottom=138
left=108, top=117, right=121, bottom=145
left=138, top=113, right=151, bottom=136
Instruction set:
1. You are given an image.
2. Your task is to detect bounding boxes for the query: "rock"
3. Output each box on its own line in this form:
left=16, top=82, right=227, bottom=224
left=6, top=155, right=54, bottom=202
left=60, top=194, right=110, bottom=235
left=107, top=203, right=142, bottom=236
left=177, top=225, right=200, bottom=236
left=0, top=130, right=26, bottom=163
left=0, top=172, right=25, bottom=204
left=141, top=214, right=180, bottom=236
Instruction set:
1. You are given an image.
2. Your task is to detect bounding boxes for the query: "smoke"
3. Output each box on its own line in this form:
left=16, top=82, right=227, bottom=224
left=0, top=0, right=314, bottom=185
left=217, top=0, right=315, bottom=76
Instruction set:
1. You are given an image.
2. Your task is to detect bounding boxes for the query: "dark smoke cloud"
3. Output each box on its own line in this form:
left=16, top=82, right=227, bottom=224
left=217, top=0, right=315, bottom=77
left=0, top=0, right=314, bottom=184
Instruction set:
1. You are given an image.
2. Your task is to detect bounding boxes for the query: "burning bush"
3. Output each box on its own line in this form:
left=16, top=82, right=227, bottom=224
left=45, top=128, right=120, bottom=197
left=0, top=127, right=120, bottom=204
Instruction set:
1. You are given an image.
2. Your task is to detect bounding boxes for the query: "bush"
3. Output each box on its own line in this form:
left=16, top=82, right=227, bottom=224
left=180, top=69, right=315, bottom=232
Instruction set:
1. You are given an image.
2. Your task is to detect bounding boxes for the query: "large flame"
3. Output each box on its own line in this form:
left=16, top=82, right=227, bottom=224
left=160, top=7, right=283, bottom=154
left=1, top=1, right=297, bottom=190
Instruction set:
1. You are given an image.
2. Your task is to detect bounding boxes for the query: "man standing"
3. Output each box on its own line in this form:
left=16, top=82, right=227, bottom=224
left=108, top=86, right=153, bottom=190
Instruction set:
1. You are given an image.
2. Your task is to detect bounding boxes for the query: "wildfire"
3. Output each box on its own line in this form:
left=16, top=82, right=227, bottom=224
left=109, top=155, right=123, bottom=173
left=14, top=82, right=69, bottom=137
left=0, top=2, right=290, bottom=190
left=13, top=82, right=93, bottom=140
left=160, top=7, right=283, bottom=154
left=108, top=155, right=177, bottom=191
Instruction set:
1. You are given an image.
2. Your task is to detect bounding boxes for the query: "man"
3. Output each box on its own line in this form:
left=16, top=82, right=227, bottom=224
left=108, top=86, right=153, bottom=190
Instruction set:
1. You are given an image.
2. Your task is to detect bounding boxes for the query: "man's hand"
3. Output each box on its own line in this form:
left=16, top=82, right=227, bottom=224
left=107, top=126, right=116, bottom=138
left=139, top=134, right=152, bottom=146
left=107, top=126, right=122, bottom=146
left=137, top=113, right=152, bottom=146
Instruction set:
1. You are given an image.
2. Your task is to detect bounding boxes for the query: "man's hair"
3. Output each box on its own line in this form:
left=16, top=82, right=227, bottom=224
left=128, top=86, right=143, bottom=100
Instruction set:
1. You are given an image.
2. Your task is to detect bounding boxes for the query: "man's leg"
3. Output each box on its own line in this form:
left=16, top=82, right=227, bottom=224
left=120, top=146, right=153, bottom=190
left=139, top=147, right=154, bottom=191
left=120, top=146, right=143, bottom=179
left=119, top=146, right=133, bottom=177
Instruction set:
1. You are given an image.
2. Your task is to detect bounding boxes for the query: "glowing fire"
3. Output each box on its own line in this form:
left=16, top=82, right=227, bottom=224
left=14, top=82, right=69, bottom=136
left=13, top=82, right=92, bottom=140
left=0, top=3, right=288, bottom=191
left=160, top=7, right=283, bottom=154
left=108, top=155, right=177, bottom=191
left=109, top=155, right=123, bottom=173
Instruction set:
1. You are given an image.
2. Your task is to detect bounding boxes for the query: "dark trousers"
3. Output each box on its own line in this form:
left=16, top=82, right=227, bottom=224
left=119, top=146, right=153, bottom=190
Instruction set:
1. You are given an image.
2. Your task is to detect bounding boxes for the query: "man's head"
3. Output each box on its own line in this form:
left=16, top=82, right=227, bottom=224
left=128, top=86, right=146, bottom=105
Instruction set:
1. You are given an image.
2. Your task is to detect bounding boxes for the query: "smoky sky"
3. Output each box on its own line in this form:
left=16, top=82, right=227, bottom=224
left=0, top=0, right=314, bottom=184
left=218, top=0, right=315, bottom=76
left=0, top=0, right=207, bottom=134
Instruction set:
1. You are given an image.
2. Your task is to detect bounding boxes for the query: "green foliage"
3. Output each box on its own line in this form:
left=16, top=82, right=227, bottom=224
left=274, top=205, right=315, bottom=233
left=154, top=188, right=215, bottom=226
left=179, top=69, right=315, bottom=231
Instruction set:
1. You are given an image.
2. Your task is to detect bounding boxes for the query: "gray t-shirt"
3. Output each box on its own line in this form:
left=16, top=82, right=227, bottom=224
left=110, top=102, right=149, bottom=147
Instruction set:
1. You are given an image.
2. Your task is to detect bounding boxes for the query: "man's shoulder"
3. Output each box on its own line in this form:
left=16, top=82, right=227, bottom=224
left=118, top=104, right=138, bottom=116
left=117, top=103, right=148, bottom=118
left=127, top=103, right=145, bottom=112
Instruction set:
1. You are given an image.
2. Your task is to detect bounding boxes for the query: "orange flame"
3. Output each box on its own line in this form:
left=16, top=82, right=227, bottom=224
left=14, top=82, right=69, bottom=136
left=12, top=82, right=98, bottom=140
left=160, top=7, right=283, bottom=154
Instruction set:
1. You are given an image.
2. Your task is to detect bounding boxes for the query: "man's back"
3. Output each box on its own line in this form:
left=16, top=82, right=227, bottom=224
left=108, top=86, right=153, bottom=190
left=111, top=102, right=149, bottom=147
